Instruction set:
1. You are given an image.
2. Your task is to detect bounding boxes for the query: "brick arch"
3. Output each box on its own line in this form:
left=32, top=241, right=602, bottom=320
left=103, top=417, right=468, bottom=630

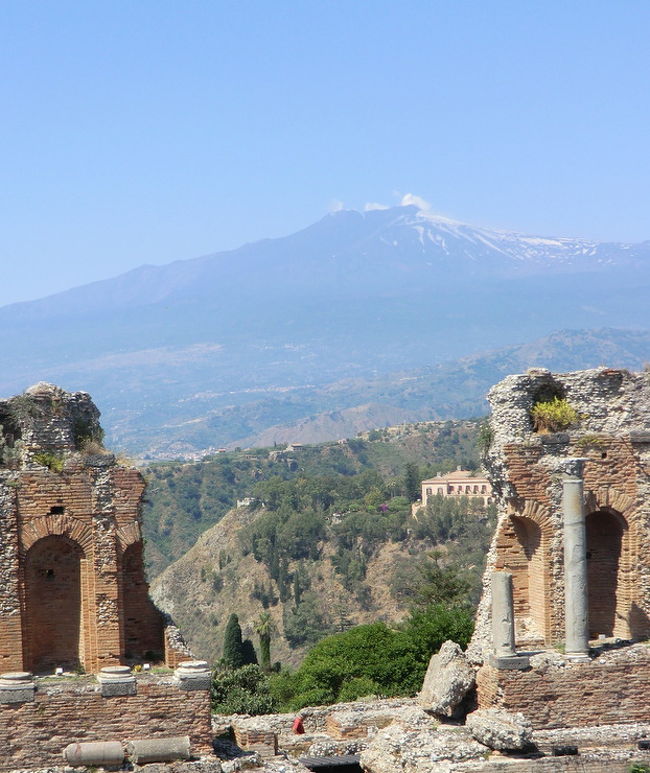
left=116, top=521, right=142, bottom=551
left=20, top=515, right=93, bottom=557
left=496, top=500, right=554, bottom=646
left=586, top=485, right=636, bottom=518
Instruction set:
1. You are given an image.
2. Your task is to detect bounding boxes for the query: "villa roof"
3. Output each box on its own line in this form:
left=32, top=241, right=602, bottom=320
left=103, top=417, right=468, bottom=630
left=421, top=469, right=488, bottom=484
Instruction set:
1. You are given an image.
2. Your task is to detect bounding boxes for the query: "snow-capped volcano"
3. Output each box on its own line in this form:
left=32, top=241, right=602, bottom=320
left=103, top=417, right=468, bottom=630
left=320, top=203, right=642, bottom=277
left=0, top=201, right=649, bottom=457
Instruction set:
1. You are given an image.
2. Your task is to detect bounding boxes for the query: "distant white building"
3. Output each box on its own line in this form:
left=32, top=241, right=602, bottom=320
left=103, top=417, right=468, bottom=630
left=420, top=467, right=492, bottom=506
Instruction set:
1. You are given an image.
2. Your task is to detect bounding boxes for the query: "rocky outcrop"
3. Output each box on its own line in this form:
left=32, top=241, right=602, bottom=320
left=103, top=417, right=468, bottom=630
left=360, top=723, right=488, bottom=772
left=418, top=641, right=476, bottom=717
left=466, top=708, right=533, bottom=751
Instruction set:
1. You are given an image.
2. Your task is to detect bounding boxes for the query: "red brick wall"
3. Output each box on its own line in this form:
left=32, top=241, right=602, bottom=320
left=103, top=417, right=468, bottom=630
left=0, top=677, right=213, bottom=771
left=494, top=436, right=650, bottom=646
left=0, top=462, right=187, bottom=673
left=477, top=653, right=650, bottom=729
left=120, top=542, right=166, bottom=659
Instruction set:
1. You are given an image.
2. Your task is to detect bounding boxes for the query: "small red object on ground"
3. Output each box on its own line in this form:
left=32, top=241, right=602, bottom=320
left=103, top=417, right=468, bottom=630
left=292, top=716, right=305, bottom=734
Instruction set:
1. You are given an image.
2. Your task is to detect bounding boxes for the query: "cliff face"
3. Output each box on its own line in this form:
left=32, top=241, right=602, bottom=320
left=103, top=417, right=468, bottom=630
left=151, top=500, right=490, bottom=668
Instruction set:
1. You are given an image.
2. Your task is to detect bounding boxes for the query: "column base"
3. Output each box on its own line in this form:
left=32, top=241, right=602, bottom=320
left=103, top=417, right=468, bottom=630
left=488, top=654, right=530, bottom=670
left=565, top=651, right=591, bottom=663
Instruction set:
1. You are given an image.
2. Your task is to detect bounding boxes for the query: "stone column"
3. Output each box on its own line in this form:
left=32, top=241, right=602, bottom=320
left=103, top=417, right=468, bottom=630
left=492, top=571, right=516, bottom=657
left=563, top=463, right=590, bottom=661
left=489, top=572, right=529, bottom=669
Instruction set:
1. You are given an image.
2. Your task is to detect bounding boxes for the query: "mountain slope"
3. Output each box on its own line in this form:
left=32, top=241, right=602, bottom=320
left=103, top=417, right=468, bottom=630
left=2, top=204, right=650, bottom=457
left=118, top=327, right=650, bottom=457
left=148, top=421, right=492, bottom=666
left=142, top=419, right=480, bottom=576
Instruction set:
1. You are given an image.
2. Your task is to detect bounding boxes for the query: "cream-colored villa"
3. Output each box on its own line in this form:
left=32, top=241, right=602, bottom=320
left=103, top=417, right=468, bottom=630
left=421, top=467, right=492, bottom=506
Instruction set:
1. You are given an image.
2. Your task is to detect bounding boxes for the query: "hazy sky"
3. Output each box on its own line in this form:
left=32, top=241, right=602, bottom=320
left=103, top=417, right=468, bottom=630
left=1, top=1, right=649, bottom=306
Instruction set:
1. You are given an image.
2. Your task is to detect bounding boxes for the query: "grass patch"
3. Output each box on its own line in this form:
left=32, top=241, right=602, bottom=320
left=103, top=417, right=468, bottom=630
left=33, top=452, right=64, bottom=473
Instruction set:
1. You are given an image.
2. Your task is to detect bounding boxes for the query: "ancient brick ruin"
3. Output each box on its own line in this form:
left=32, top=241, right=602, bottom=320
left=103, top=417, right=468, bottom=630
left=473, top=367, right=650, bottom=728
left=0, top=382, right=189, bottom=673
left=0, top=383, right=214, bottom=771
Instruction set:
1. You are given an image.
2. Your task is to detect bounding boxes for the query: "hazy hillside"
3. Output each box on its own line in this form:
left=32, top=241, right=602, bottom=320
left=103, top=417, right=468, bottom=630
left=1, top=202, right=649, bottom=458
left=124, top=327, right=650, bottom=457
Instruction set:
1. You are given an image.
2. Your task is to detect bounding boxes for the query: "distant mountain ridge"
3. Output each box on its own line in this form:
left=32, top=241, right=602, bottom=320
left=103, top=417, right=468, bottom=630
left=3, top=204, right=650, bottom=322
left=1, top=203, right=650, bottom=457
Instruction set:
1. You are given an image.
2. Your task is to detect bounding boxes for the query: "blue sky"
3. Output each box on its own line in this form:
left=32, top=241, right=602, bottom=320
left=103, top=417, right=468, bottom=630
left=1, top=1, right=649, bottom=305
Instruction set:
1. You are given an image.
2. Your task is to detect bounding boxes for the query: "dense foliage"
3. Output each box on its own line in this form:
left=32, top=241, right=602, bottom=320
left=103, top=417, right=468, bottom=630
left=238, top=470, right=495, bottom=620
left=211, top=664, right=275, bottom=715
left=142, top=420, right=481, bottom=576
left=270, top=604, right=473, bottom=710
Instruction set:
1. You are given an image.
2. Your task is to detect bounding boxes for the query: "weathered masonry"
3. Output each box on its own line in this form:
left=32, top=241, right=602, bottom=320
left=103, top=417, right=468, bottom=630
left=0, top=382, right=189, bottom=673
left=475, top=367, right=650, bottom=650
left=473, top=367, right=650, bottom=727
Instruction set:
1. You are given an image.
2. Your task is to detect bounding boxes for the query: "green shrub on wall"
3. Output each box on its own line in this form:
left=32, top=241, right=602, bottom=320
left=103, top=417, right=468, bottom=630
left=530, top=396, right=578, bottom=433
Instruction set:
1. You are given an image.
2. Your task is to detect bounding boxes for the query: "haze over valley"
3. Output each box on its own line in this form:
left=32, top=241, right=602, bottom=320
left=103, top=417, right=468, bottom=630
left=1, top=201, right=649, bottom=456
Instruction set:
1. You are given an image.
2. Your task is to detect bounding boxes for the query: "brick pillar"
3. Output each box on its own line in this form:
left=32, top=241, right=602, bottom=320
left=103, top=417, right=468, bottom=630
left=92, top=522, right=123, bottom=669
left=0, top=487, right=23, bottom=672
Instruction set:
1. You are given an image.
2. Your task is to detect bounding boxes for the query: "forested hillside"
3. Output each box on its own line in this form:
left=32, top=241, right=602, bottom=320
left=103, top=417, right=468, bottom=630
left=148, top=419, right=495, bottom=668
left=142, top=419, right=481, bottom=577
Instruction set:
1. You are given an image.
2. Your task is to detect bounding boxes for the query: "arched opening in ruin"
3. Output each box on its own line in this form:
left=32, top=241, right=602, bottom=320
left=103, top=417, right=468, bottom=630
left=23, top=535, right=84, bottom=672
left=586, top=508, right=628, bottom=639
left=497, top=515, right=550, bottom=645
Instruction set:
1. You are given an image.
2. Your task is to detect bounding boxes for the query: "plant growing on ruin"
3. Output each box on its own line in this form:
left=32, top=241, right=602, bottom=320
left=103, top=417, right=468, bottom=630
left=33, top=452, right=64, bottom=473
left=477, top=420, right=493, bottom=454
left=72, top=416, right=105, bottom=452
left=574, top=433, right=606, bottom=451
left=530, top=396, right=578, bottom=433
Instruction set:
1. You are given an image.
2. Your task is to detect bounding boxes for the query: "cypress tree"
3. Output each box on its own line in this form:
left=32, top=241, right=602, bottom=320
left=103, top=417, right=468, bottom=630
left=223, top=613, right=245, bottom=669
left=404, top=462, right=421, bottom=503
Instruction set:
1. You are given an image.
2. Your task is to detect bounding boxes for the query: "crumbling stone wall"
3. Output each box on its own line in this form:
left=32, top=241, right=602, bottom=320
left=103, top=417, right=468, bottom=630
left=471, top=368, right=650, bottom=659
left=477, top=645, right=650, bottom=729
left=0, top=675, right=212, bottom=771
left=0, top=383, right=188, bottom=673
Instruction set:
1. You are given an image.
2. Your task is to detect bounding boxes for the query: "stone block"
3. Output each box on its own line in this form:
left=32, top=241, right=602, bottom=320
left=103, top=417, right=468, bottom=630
left=100, top=679, right=137, bottom=696
left=488, top=653, right=530, bottom=670
left=418, top=640, right=475, bottom=717
left=466, top=707, right=533, bottom=751
left=0, top=671, right=35, bottom=703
